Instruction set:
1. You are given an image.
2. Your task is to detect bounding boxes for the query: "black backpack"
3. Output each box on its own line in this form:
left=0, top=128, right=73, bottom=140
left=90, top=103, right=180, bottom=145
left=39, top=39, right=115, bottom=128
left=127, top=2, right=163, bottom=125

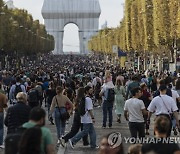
left=14, top=85, right=22, bottom=98
left=95, top=82, right=101, bottom=91
left=107, top=88, right=115, bottom=102
left=78, top=97, right=86, bottom=116
left=28, top=89, right=39, bottom=102
left=5, top=127, right=27, bottom=154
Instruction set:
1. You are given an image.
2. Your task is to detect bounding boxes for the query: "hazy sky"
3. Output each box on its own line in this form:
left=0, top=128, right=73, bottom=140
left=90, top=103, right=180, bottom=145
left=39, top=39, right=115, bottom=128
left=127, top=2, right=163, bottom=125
left=6, top=0, right=125, bottom=52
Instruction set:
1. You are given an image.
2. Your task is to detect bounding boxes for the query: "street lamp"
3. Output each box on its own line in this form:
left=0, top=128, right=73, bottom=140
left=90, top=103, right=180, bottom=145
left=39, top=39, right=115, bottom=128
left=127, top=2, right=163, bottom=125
left=83, top=37, right=86, bottom=54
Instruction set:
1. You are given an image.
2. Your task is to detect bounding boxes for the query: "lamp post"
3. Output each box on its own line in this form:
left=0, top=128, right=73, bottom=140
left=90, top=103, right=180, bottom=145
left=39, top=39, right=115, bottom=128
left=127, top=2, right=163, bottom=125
left=83, top=37, right=86, bottom=54
left=174, top=38, right=177, bottom=71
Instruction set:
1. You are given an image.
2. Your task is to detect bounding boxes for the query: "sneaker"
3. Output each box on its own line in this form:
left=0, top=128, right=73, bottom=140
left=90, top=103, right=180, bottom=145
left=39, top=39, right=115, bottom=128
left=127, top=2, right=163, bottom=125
left=57, top=139, right=60, bottom=144
left=145, top=132, right=150, bottom=135
left=59, top=138, right=65, bottom=147
left=102, top=126, right=106, bottom=129
left=91, top=145, right=99, bottom=149
left=0, top=145, right=5, bottom=149
left=68, top=139, right=74, bottom=149
left=83, top=142, right=89, bottom=146
left=173, top=128, right=178, bottom=136
left=50, top=120, right=55, bottom=125
left=97, top=105, right=101, bottom=108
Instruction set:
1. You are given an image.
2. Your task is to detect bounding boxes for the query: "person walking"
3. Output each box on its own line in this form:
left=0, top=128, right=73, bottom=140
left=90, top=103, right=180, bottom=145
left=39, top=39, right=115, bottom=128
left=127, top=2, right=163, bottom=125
left=49, top=86, right=73, bottom=143
left=46, top=81, right=56, bottom=125
left=126, top=75, right=140, bottom=99
left=9, top=76, right=26, bottom=104
left=27, top=83, right=40, bottom=109
left=124, top=87, right=147, bottom=138
left=139, top=83, right=152, bottom=135
left=100, top=70, right=115, bottom=128
left=5, top=92, right=31, bottom=134
left=147, top=85, right=180, bottom=137
left=114, top=77, right=125, bottom=123
left=60, top=87, right=89, bottom=147
left=22, top=107, right=55, bottom=154
left=68, top=86, right=98, bottom=149
left=0, top=90, right=8, bottom=148
left=18, top=127, right=42, bottom=154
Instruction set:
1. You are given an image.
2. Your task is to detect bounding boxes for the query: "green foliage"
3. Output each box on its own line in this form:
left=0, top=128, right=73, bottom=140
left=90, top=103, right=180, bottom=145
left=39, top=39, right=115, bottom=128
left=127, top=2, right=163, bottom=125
left=88, top=0, right=180, bottom=56
left=0, top=2, right=54, bottom=56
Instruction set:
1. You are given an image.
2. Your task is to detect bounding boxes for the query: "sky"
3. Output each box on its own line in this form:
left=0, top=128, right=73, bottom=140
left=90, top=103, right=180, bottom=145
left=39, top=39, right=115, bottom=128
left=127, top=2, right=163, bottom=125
left=5, top=0, right=125, bottom=52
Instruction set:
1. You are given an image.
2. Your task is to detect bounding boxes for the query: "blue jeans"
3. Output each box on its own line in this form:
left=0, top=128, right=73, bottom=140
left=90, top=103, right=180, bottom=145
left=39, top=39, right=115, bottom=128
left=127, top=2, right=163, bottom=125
left=102, top=101, right=113, bottom=127
left=172, top=116, right=176, bottom=128
left=0, top=112, right=4, bottom=145
left=55, top=108, right=66, bottom=139
left=71, top=123, right=96, bottom=148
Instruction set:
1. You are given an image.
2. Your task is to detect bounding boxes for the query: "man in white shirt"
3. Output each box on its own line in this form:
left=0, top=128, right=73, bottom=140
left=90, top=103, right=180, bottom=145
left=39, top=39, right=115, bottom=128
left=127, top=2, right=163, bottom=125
left=69, top=86, right=98, bottom=149
left=124, top=87, right=147, bottom=138
left=147, top=85, right=180, bottom=136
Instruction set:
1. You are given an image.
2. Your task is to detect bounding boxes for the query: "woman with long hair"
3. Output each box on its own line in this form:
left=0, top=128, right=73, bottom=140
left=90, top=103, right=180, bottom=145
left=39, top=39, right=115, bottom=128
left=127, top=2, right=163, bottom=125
left=60, top=87, right=89, bottom=147
left=114, top=78, right=125, bottom=123
left=46, top=81, right=56, bottom=125
left=50, top=86, right=73, bottom=143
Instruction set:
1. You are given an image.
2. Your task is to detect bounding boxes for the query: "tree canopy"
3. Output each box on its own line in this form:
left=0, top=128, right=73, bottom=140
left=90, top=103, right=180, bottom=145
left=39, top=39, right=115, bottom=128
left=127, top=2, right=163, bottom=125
left=0, top=0, right=54, bottom=56
left=88, top=0, right=180, bottom=59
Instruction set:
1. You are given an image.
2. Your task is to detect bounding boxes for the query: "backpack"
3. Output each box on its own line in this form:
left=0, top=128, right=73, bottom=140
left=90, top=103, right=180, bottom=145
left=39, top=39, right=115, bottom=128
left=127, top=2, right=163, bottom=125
left=106, top=88, right=115, bottom=102
left=28, top=89, right=39, bottom=102
left=95, top=82, right=101, bottom=91
left=78, top=97, right=86, bottom=116
left=14, top=85, right=22, bottom=98
left=5, top=127, right=27, bottom=154
left=95, top=82, right=101, bottom=97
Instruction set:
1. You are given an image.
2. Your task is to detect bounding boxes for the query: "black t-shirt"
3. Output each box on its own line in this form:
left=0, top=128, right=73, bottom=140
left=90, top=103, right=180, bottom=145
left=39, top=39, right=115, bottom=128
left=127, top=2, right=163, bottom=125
left=46, top=89, right=56, bottom=105
left=153, top=88, right=172, bottom=97
left=142, top=140, right=179, bottom=154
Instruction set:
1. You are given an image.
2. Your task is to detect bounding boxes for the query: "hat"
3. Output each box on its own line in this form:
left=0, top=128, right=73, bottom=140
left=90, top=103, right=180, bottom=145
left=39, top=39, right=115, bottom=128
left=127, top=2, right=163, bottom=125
left=159, top=85, right=167, bottom=91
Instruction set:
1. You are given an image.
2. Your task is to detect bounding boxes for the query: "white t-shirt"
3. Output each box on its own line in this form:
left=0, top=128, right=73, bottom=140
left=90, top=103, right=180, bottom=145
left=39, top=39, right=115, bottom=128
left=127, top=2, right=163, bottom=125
left=81, top=97, right=93, bottom=123
left=92, top=77, right=102, bottom=87
left=171, top=90, right=179, bottom=102
left=124, top=98, right=145, bottom=122
left=148, top=94, right=178, bottom=115
left=100, top=81, right=115, bottom=101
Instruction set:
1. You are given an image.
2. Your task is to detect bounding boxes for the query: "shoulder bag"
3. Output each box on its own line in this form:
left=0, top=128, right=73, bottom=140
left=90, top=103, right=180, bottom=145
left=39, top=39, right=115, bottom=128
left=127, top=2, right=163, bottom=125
left=159, top=96, right=173, bottom=119
left=55, top=96, right=70, bottom=121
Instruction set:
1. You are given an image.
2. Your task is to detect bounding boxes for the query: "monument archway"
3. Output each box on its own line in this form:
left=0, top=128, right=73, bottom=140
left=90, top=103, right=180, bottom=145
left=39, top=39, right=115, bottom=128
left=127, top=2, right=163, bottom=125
left=42, top=0, right=101, bottom=54
left=63, top=23, right=80, bottom=53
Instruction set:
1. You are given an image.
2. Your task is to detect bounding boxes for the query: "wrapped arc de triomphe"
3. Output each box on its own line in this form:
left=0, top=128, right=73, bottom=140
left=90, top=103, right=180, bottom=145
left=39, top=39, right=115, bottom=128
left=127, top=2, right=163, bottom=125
left=42, top=0, right=101, bottom=54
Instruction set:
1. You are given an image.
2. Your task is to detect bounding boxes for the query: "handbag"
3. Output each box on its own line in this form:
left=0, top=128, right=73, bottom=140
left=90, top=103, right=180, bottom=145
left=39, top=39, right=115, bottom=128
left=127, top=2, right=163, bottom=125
left=55, top=96, right=70, bottom=121
left=159, top=96, right=173, bottom=119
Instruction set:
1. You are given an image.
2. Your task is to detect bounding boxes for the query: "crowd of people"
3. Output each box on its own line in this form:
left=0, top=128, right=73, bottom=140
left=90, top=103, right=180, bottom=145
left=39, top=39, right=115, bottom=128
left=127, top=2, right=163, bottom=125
left=0, top=54, right=180, bottom=154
